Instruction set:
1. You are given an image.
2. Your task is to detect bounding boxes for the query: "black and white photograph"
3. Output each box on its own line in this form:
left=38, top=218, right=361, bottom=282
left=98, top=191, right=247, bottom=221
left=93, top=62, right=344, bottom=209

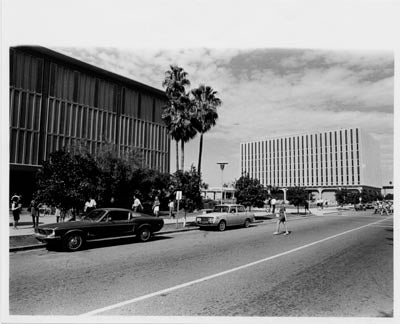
left=1, top=0, right=398, bottom=323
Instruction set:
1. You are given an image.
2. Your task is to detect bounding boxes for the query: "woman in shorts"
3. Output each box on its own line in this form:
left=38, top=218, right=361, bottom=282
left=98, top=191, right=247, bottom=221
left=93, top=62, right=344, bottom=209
left=273, top=204, right=289, bottom=235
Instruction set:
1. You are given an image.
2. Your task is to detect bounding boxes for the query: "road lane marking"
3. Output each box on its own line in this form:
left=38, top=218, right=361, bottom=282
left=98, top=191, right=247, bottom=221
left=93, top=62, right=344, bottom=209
left=80, top=216, right=392, bottom=316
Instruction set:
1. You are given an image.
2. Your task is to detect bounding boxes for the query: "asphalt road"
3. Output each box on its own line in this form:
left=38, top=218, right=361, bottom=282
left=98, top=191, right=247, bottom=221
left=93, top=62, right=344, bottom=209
left=9, top=211, right=393, bottom=317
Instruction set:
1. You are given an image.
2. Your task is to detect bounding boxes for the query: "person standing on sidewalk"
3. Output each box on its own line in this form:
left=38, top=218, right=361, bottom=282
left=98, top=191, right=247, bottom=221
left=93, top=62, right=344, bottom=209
left=55, top=205, right=61, bottom=223
left=29, top=199, right=39, bottom=228
left=152, top=196, right=160, bottom=217
left=11, top=196, right=21, bottom=229
left=132, top=195, right=143, bottom=212
left=273, top=204, right=289, bottom=235
left=271, top=197, right=277, bottom=214
left=168, top=199, right=175, bottom=218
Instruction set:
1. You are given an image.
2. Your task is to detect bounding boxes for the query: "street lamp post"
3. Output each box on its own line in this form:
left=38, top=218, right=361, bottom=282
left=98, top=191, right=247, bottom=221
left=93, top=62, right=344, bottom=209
left=217, top=162, right=228, bottom=204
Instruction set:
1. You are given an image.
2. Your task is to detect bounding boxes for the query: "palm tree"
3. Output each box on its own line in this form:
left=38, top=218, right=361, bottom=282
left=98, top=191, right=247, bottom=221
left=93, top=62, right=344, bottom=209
left=162, top=65, right=192, bottom=171
left=162, top=95, right=197, bottom=171
left=190, top=85, right=222, bottom=176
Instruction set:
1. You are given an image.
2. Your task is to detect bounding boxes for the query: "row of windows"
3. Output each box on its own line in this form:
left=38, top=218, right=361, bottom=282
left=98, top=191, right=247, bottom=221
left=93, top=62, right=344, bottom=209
left=10, top=48, right=166, bottom=122
left=241, top=129, right=362, bottom=187
left=10, top=88, right=170, bottom=172
left=242, top=129, right=359, bottom=156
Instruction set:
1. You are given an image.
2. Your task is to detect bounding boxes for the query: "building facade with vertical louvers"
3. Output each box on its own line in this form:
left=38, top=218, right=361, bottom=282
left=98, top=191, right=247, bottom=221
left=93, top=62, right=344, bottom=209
left=9, top=46, right=170, bottom=201
left=240, top=128, right=381, bottom=201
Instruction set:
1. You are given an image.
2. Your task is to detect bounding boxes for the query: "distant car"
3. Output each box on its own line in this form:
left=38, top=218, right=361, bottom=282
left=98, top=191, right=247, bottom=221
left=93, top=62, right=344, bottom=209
left=195, top=204, right=255, bottom=231
left=34, top=208, right=164, bottom=251
left=364, top=202, right=374, bottom=209
left=354, top=203, right=367, bottom=211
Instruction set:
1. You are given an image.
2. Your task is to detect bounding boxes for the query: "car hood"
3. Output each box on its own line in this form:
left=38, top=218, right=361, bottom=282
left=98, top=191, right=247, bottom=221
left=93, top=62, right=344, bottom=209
left=38, top=221, right=95, bottom=230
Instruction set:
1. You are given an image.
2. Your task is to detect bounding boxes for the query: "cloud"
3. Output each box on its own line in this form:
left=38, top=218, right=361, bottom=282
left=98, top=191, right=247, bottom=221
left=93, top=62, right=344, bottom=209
left=55, top=46, right=393, bottom=185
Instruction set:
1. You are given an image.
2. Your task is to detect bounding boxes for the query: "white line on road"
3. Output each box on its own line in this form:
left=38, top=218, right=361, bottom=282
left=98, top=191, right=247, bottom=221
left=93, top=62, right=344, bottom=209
left=80, top=216, right=392, bottom=316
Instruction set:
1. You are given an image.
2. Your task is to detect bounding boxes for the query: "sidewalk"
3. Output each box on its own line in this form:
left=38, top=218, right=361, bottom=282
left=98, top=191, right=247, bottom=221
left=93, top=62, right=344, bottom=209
left=9, top=207, right=329, bottom=252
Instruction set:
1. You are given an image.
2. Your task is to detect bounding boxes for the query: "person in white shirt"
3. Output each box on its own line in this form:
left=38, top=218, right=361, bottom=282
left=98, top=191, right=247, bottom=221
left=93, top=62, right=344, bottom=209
left=271, top=197, right=277, bottom=214
left=168, top=199, right=175, bottom=218
left=153, top=196, right=160, bottom=217
left=132, top=195, right=143, bottom=212
left=84, top=197, right=96, bottom=213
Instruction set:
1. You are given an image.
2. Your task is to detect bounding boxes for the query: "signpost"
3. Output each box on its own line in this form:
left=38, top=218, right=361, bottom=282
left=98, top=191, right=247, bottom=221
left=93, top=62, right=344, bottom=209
left=176, top=191, right=182, bottom=228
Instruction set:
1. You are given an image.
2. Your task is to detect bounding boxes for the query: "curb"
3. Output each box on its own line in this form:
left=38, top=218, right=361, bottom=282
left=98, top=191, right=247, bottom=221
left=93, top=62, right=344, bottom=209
left=10, top=244, right=46, bottom=253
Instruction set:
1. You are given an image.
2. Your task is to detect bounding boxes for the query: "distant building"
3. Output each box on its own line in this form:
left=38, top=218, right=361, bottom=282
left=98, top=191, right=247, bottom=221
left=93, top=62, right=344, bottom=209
left=9, top=46, right=170, bottom=202
left=240, top=127, right=381, bottom=202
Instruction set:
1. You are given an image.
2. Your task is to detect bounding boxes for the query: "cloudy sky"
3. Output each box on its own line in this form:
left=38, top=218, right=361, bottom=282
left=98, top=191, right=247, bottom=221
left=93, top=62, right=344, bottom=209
left=54, top=46, right=394, bottom=186
left=2, top=0, right=398, bottom=188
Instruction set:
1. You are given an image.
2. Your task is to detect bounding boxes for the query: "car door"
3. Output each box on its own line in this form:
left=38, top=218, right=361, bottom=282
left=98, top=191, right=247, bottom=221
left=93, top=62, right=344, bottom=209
left=236, top=205, right=247, bottom=225
left=104, top=210, right=132, bottom=237
left=227, top=206, right=239, bottom=226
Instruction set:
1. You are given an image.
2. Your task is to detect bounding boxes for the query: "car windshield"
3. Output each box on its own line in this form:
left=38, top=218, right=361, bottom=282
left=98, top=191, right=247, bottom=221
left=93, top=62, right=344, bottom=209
left=213, top=206, right=229, bottom=213
left=82, top=210, right=106, bottom=222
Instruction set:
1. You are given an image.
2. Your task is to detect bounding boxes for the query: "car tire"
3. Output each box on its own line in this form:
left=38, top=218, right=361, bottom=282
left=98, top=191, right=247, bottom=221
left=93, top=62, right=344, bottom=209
left=244, top=219, right=251, bottom=228
left=217, top=220, right=226, bottom=232
left=137, top=226, right=152, bottom=242
left=63, top=233, right=84, bottom=252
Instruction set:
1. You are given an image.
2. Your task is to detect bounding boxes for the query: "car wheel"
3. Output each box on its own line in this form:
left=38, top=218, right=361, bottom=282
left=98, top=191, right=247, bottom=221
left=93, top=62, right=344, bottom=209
left=217, top=220, right=226, bottom=232
left=244, top=219, right=250, bottom=228
left=137, top=227, right=152, bottom=242
left=63, top=233, right=84, bottom=251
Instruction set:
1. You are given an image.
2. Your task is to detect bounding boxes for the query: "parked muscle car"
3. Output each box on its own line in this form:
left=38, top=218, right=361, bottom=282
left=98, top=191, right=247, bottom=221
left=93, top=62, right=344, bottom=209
left=195, top=204, right=255, bottom=231
left=34, top=208, right=164, bottom=251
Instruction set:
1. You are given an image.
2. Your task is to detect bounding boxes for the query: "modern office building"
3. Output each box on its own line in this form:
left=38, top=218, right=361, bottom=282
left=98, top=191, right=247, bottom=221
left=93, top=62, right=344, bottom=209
left=240, top=127, right=381, bottom=202
left=9, top=46, right=170, bottom=201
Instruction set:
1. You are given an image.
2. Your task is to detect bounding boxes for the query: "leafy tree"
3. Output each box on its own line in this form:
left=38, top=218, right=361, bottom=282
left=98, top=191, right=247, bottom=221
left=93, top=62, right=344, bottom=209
left=130, top=168, right=172, bottom=213
left=190, top=84, right=222, bottom=176
left=35, top=150, right=99, bottom=211
left=234, top=173, right=267, bottom=209
left=286, top=186, right=309, bottom=214
left=162, top=65, right=197, bottom=171
left=335, top=188, right=350, bottom=206
left=96, top=146, right=140, bottom=208
left=170, top=165, right=203, bottom=213
left=385, top=193, right=393, bottom=200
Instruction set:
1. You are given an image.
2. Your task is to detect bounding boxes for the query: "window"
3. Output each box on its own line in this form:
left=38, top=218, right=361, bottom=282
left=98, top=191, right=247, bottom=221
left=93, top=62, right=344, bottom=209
left=107, top=210, right=129, bottom=221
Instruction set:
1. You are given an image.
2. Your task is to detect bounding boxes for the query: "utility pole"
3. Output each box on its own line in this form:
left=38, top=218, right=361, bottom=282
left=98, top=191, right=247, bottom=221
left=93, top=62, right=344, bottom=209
left=217, top=162, right=228, bottom=204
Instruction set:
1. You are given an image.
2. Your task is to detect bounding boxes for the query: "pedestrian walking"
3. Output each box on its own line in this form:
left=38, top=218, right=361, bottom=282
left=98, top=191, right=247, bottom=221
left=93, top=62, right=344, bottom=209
left=381, top=201, right=389, bottom=216
left=132, top=195, right=143, bottom=212
left=168, top=199, right=175, bottom=218
left=304, top=200, right=311, bottom=214
left=11, top=196, right=21, bottom=229
left=152, top=196, right=160, bottom=217
left=273, top=204, right=289, bottom=235
left=271, top=197, right=277, bottom=214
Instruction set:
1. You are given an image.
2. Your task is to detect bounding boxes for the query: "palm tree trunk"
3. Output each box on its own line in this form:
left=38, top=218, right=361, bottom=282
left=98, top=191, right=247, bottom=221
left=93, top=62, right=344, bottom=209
left=181, top=140, right=185, bottom=171
left=176, top=140, right=179, bottom=171
left=198, top=133, right=203, bottom=176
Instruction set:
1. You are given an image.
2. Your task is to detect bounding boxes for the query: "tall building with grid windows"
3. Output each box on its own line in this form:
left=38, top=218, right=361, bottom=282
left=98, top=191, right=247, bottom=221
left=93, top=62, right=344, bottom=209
left=240, top=128, right=381, bottom=201
left=9, top=46, right=170, bottom=201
